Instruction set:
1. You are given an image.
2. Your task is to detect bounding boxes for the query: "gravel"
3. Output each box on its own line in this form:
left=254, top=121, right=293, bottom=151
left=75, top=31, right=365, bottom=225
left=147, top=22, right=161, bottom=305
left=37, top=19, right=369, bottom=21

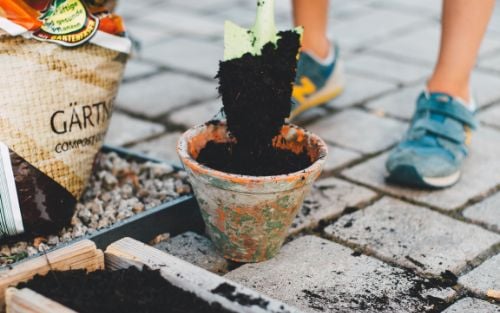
left=0, top=152, right=191, bottom=267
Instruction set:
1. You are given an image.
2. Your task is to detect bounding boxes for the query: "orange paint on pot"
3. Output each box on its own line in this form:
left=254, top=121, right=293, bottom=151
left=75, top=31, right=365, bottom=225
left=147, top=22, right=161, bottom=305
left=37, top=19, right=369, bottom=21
left=178, top=122, right=327, bottom=262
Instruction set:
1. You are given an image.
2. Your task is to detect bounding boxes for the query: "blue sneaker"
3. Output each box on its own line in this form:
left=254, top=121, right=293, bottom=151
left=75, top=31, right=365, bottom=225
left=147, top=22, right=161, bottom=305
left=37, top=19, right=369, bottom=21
left=386, top=91, right=478, bottom=189
left=291, top=44, right=345, bottom=120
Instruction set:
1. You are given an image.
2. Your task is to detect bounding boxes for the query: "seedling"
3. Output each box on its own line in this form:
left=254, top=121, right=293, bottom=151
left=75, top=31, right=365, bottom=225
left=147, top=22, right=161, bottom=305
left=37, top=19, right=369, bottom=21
left=224, top=0, right=302, bottom=61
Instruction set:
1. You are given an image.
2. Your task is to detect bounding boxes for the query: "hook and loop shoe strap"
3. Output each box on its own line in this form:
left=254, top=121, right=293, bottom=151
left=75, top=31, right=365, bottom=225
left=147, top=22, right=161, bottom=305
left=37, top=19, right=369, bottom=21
left=410, top=118, right=465, bottom=144
left=416, top=94, right=478, bottom=130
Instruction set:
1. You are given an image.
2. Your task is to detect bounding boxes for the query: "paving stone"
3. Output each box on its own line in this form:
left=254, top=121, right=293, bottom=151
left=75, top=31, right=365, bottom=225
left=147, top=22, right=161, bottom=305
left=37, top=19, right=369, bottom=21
left=142, top=38, right=223, bottom=78
left=371, top=23, right=500, bottom=65
left=323, top=145, right=362, bottom=172
left=290, top=178, right=377, bottom=234
left=472, top=70, right=500, bottom=107
left=366, top=84, right=423, bottom=120
left=442, top=298, right=500, bottom=313
left=478, top=104, right=500, bottom=129
left=369, top=0, right=441, bottom=18
left=169, top=99, right=222, bottom=127
left=329, top=0, right=372, bottom=20
left=463, top=192, right=500, bottom=232
left=346, top=53, right=428, bottom=84
left=211, top=7, right=256, bottom=27
left=154, top=232, right=229, bottom=274
left=126, top=22, right=172, bottom=46
left=105, top=112, right=165, bottom=146
left=130, top=132, right=182, bottom=166
left=134, top=8, right=223, bottom=37
left=293, top=107, right=330, bottom=124
left=480, top=53, right=500, bottom=72
left=166, top=0, right=238, bottom=13
left=365, top=71, right=500, bottom=120
left=328, top=73, right=397, bottom=108
left=226, top=235, right=446, bottom=313
left=122, top=60, right=158, bottom=81
left=308, top=109, right=407, bottom=154
left=459, top=253, right=500, bottom=297
left=342, top=127, right=500, bottom=211
left=324, top=197, right=500, bottom=275
left=329, top=8, right=425, bottom=52
left=117, top=72, right=217, bottom=118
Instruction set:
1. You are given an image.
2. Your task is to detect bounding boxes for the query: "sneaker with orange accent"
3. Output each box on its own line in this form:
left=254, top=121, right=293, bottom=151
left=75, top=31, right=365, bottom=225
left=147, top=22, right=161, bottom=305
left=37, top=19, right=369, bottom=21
left=290, top=43, right=345, bottom=120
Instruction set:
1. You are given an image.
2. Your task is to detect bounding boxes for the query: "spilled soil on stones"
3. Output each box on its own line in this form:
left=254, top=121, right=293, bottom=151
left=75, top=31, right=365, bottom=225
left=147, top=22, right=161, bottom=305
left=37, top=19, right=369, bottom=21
left=18, top=267, right=233, bottom=313
left=197, top=30, right=312, bottom=176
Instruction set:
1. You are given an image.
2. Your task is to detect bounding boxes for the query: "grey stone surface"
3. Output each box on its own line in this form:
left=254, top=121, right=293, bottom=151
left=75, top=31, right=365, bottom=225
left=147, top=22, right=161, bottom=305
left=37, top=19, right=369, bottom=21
left=122, top=60, right=158, bottom=81
left=134, top=8, right=223, bottom=37
left=169, top=99, right=222, bottom=127
left=442, top=298, right=500, bottom=313
left=130, top=132, right=183, bottom=165
left=309, top=109, right=407, bottom=154
left=371, top=23, right=500, bottom=65
left=365, top=70, right=500, bottom=120
left=166, top=0, right=237, bottom=13
left=330, top=8, right=425, bottom=52
left=105, top=112, right=165, bottom=146
left=343, top=127, right=500, bottom=211
left=459, top=253, right=500, bottom=297
left=463, top=192, right=500, bottom=231
left=323, top=145, right=362, bottom=172
left=369, top=0, right=441, bottom=18
left=328, top=73, right=397, bottom=108
left=116, top=72, right=217, bottom=118
left=324, top=197, right=500, bottom=275
left=290, top=178, right=377, bottom=234
left=346, top=53, right=428, bottom=84
left=226, top=235, right=446, bottom=313
left=480, top=53, right=500, bottom=72
left=366, top=85, right=426, bottom=120
left=142, top=38, right=223, bottom=78
left=478, top=104, right=500, bottom=129
left=126, top=22, right=172, bottom=46
left=472, top=70, right=500, bottom=107
left=155, top=232, right=229, bottom=274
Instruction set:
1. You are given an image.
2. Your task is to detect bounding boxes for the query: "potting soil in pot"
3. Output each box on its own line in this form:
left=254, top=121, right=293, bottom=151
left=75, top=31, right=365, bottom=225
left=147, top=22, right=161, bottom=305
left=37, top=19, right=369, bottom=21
left=17, top=267, right=234, bottom=313
left=0, top=152, right=191, bottom=267
left=197, top=30, right=312, bottom=176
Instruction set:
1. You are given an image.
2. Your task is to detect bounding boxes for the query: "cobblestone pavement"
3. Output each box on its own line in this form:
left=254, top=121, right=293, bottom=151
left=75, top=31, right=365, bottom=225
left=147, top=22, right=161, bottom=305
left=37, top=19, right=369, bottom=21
left=107, top=0, right=500, bottom=312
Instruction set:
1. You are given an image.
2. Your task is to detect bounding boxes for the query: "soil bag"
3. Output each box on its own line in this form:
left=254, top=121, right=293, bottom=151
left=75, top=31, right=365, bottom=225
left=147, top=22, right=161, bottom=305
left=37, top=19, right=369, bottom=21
left=0, top=0, right=130, bottom=238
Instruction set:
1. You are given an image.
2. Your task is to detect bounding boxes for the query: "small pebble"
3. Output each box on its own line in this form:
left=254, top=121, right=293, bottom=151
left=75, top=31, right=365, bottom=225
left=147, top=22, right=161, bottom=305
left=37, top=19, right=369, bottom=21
left=0, top=152, right=191, bottom=267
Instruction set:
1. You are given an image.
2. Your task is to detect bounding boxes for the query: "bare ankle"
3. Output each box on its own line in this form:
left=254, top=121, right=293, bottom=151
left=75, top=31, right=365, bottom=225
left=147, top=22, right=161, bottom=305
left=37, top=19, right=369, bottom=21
left=427, top=78, right=471, bottom=104
left=301, top=37, right=330, bottom=60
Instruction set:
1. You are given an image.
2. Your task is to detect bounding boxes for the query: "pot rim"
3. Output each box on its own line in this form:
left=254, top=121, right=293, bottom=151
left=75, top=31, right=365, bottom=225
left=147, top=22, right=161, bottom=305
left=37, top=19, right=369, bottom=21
left=177, top=122, right=328, bottom=185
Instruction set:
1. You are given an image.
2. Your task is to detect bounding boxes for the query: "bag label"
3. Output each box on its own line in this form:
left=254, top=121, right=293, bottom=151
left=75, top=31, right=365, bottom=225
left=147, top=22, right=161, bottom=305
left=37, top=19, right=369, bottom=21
left=33, top=0, right=99, bottom=47
left=0, top=142, right=24, bottom=237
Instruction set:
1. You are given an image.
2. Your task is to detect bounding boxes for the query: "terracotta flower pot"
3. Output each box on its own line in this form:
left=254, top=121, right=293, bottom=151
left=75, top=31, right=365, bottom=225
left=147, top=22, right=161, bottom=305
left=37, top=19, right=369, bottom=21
left=177, top=122, right=327, bottom=263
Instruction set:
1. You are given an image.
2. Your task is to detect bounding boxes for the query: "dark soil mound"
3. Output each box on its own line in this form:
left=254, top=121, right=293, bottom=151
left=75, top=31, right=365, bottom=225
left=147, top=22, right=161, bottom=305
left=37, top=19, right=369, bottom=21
left=18, top=267, right=233, bottom=313
left=200, top=30, right=309, bottom=176
left=197, top=140, right=310, bottom=176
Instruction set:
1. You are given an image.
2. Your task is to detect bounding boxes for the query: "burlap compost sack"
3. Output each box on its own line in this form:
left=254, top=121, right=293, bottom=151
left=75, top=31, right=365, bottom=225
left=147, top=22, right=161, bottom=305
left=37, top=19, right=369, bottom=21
left=0, top=29, right=127, bottom=199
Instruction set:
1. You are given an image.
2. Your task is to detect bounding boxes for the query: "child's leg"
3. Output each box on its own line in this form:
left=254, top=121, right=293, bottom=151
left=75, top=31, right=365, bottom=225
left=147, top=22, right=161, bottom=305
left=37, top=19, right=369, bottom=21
left=427, top=0, right=495, bottom=103
left=292, top=0, right=330, bottom=58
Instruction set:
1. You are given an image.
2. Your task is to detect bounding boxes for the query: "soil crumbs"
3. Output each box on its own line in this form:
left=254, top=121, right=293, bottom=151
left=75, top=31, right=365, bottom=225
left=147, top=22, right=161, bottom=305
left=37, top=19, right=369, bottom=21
left=18, top=267, right=233, bottom=313
left=197, top=140, right=311, bottom=176
left=199, top=30, right=311, bottom=176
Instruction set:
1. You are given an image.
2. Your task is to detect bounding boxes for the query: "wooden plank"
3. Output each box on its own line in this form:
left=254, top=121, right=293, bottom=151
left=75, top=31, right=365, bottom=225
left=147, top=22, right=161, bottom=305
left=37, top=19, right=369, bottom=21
left=105, top=237, right=304, bottom=313
left=0, top=240, right=104, bottom=307
left=5, top=288, right=75, bottom=313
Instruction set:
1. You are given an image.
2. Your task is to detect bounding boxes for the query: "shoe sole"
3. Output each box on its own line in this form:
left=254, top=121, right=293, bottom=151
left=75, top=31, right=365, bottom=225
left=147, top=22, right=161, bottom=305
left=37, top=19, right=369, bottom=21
left=386, top=165, right=461, bottom=189
left=290, top=60, right=346, bottom=120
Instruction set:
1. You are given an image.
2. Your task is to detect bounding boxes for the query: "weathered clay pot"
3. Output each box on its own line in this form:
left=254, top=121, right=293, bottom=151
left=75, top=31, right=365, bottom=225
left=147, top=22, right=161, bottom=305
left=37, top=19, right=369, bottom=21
left=177, top=122, right=327, bottom=262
